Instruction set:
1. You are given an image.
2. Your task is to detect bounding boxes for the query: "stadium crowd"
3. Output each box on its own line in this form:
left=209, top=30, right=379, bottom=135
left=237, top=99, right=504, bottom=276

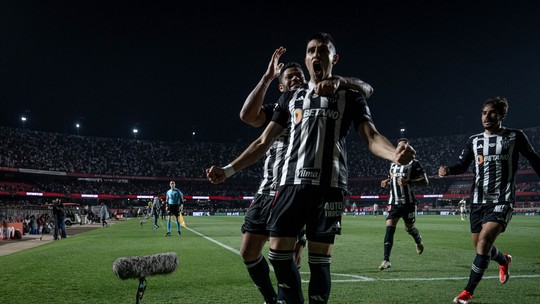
left=1, top=125, right=539, bottom=199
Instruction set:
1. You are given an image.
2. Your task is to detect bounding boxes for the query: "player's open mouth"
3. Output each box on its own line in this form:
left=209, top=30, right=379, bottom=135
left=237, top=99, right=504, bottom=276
left=313, top=62, right=322, bottom=76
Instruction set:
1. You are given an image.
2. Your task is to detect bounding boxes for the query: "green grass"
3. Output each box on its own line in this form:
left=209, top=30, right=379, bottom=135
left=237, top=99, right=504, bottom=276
left=1, top=215, right=539, bottom=303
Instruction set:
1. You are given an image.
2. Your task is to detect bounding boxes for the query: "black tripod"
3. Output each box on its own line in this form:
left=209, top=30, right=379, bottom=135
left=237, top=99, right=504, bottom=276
left=135, top=277, right=146, bottom=304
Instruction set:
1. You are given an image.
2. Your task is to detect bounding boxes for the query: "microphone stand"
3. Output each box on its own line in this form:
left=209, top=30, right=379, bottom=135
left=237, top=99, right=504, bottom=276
left=136, top=277, right=146, bottom=304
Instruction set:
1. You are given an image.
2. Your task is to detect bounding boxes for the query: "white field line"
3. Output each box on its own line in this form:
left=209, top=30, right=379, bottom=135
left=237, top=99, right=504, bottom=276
left=186, top=227, right=540, bottom=283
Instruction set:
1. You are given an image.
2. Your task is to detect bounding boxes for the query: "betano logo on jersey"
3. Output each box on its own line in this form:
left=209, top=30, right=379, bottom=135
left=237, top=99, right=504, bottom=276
left=294, top=107, right=340, bottom=124
left=476, top=154, right=510, bottom=165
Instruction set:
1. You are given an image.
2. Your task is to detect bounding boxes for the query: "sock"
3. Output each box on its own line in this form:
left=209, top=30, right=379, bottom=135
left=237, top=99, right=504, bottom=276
left=308, top=253, right=331, bottom=304
left=245, top=255, right=276, bottom=303
left=384, top=226, right=396, bottom=261
left=167, top=220, right=171, bottom=233
left=268, top=249, right=303, bottom=303
left=176, top=220, right=181, bottom=232
left=465, top=254, right=490, bottom=295
left=406, top=227, right=423, bottom=244
left=490, top=245, right=507, bottom=265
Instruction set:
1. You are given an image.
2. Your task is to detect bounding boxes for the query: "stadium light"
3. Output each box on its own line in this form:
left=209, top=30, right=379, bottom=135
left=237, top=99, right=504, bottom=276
left=400, top=128, right=405, bottom=137
left=75, top=123, right=80, bottom=135
left=133, top=128, right=138, bottom=139
left=21, top=116, right=27, bottom=129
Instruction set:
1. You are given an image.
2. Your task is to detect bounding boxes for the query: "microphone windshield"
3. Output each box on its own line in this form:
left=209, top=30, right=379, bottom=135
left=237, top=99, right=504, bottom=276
left=113, top=252, right=178, bottom=280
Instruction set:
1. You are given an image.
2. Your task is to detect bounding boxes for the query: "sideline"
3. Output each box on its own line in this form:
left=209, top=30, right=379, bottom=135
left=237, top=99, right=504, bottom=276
left=0, top=222, right=106, bottom=257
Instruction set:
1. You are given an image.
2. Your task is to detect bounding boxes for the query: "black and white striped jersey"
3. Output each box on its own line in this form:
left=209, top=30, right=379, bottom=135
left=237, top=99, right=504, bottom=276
left=255, top=103, right=289, bottom=196
left=448, top=127, right=540, bottom=205
left=387, top=159, right=426, bottom=205
left=272, top=83, right=373, bottom=191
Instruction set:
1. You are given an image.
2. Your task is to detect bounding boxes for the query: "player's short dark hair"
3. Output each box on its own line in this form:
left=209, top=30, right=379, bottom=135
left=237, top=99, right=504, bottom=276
left=308, top=32, right=336, bottom=51
left=278, top=62, right=302, bottom=83
left=482, top=96, right=509, bottom=119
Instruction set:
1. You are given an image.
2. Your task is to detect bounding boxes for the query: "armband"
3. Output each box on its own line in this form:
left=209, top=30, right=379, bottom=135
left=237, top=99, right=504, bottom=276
left=223, top=164, right=236, bottom=178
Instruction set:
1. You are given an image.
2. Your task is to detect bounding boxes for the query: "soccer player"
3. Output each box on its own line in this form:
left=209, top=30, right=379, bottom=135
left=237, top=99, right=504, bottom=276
left=238, top=46, right=374, bottom=304
left=439, top=96, right=540, bottom=304
left=373, top=202, right=379, bottom=218
left=378, top=139, right=428, bottom=270
left=151, top=195, right=161, bottom=229
left=207, top=32, right=415, bottom=303
left=165, top=180, right=184, bottom=236
left=458, top=198, right=467, bottom=221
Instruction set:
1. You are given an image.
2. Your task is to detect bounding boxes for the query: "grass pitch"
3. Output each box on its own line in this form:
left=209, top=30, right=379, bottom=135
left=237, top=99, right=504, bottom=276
left=1, top=214, right=539, bottom=303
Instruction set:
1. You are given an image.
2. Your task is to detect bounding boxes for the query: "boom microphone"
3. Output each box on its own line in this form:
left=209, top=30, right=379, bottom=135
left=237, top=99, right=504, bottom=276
left=113, top=252, right=178, bottom=280
left=113, top=252, right=178, bottom=303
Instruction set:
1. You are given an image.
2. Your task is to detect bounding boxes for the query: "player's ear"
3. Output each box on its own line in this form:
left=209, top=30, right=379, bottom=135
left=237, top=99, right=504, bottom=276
left=332, top=54, right=339, bottom=65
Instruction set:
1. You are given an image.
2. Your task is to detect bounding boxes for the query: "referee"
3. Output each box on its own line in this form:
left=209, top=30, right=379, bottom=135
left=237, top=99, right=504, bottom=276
left=165, top=180, right=184, bottom=237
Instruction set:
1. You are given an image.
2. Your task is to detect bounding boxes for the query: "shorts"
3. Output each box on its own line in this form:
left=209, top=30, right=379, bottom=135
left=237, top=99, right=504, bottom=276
left=470, top=203, right=513, bottom=233
left=167, top=204, right=180, bottom=217
left=268, top=184, right=343, bottom=244
left=386, top=203, right=417, bottom=225
left=241, top=193, right=274, bottom=235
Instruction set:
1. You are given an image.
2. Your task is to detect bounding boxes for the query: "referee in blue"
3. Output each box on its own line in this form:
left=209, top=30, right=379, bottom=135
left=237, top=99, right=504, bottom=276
left=165, top=180, right=184, bottom=236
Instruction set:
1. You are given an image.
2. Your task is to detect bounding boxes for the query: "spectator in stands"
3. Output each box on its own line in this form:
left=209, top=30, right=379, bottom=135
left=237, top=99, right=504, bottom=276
left=378, top=139, right=428, bottom=271
left=439, top=96, right=540, bottom=304
left=86, top=208, right=95, bottom=224
left=28, top=215, right=39, bottom=234
left=52, top=199, right=67, bottom=240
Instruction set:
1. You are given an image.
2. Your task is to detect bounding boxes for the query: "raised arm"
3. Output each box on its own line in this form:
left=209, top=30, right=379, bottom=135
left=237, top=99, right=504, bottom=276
left=239, top=47, right=286, bottom=128
left=357, top=122, right=415, bottom=165
left=206, top=122, right=285, bottom=184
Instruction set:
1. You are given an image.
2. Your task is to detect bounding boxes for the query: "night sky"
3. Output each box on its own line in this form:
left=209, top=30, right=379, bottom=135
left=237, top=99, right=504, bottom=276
left=1, top=1, right=539, bottom=143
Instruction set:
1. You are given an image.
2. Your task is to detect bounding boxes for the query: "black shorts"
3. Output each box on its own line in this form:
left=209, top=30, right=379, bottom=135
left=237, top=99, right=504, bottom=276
left=386, top=203, right=417, bottom=224
left=268, top=184, right=343, bottom=244
left=241, top=193, right=274, bottom=235
left=470, top=203, right=513, bottom=233
left=167, top=204, right=180, bottom=217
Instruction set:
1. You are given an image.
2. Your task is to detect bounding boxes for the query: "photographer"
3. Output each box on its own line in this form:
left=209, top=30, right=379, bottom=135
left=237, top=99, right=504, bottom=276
left=52, top=199, right=67, bottom=240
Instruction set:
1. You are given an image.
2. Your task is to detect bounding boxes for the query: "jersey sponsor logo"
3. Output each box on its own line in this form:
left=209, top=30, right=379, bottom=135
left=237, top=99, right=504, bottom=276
left=476, top=155, right=483, bottom=165
left=294, top=108, right=303, bottom=124
left=484, top=193, right=500, bottom=200
left=483, top=154, right=510, bottom=162
left=297, top=168, right=320, bottom=179
left=493, top=204, right=506, bottom=213
left=324, top=201, right=343, bottom=218
left=303, top=108, right=340, bottom=120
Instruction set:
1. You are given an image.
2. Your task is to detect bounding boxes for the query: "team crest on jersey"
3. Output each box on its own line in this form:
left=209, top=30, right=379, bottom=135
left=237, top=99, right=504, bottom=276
left=297, top=168, right=320, bottom=179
